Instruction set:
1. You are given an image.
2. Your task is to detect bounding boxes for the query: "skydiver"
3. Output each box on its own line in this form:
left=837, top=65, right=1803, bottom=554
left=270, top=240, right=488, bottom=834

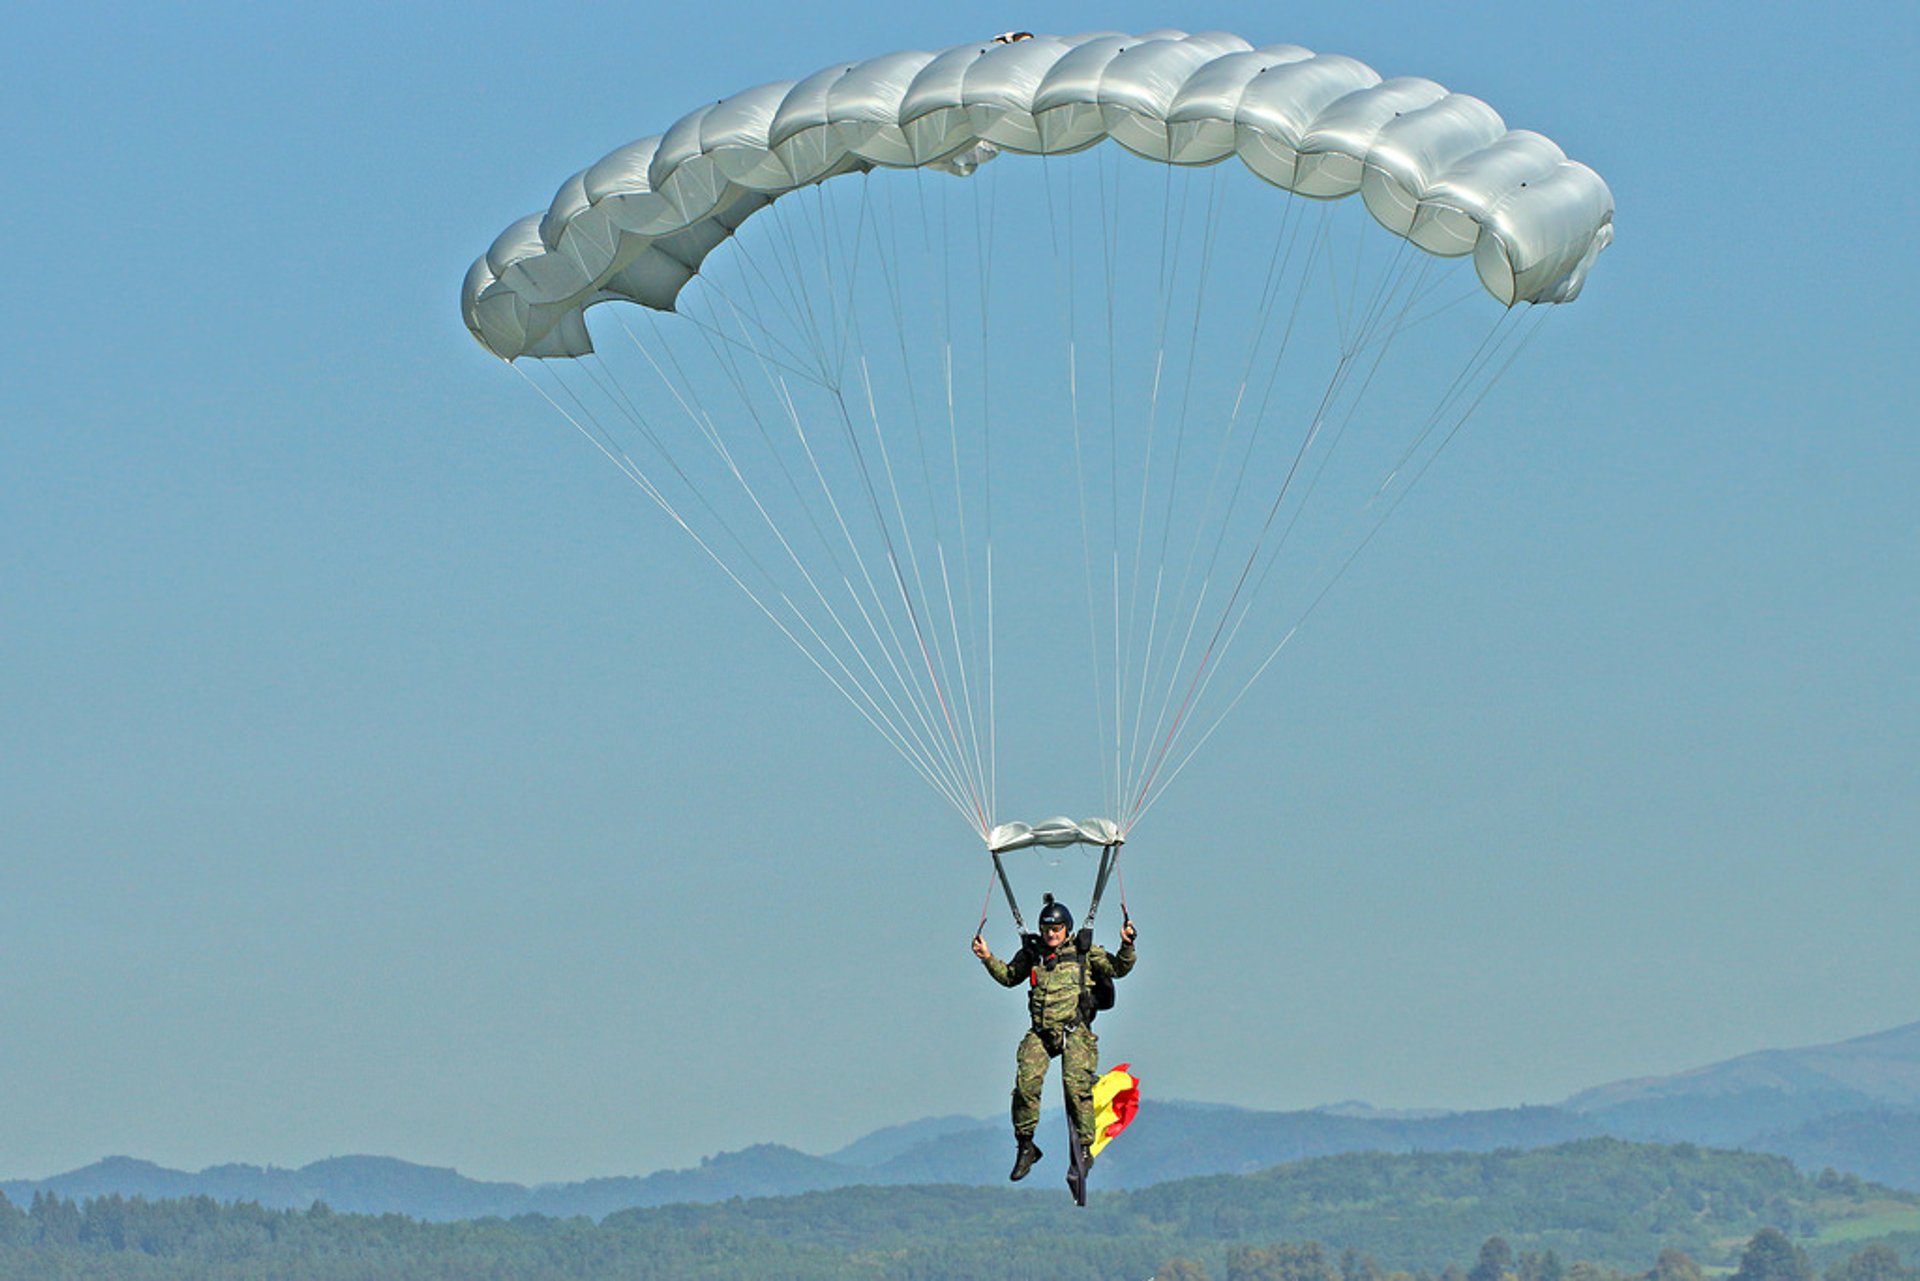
left=972, top=895, right=1137, bottom=1184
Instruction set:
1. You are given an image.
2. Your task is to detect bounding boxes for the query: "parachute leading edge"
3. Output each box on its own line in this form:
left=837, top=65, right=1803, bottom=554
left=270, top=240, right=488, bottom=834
left=463, top=29, right=1613, bottom=362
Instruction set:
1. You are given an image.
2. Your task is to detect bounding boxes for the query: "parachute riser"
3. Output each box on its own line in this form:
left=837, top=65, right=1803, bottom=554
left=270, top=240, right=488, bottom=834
left=1083, top=843, right=1118, bottom=931
left=983, top=842, right=1124, bottom=937
left=989, top=848, right=1029, bottom=935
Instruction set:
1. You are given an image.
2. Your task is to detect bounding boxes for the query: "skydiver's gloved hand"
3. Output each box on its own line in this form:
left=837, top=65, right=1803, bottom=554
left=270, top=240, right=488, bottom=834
left=971, top=934, right=991, bottom=960
left=1121, top=919, right=1138, bottom=945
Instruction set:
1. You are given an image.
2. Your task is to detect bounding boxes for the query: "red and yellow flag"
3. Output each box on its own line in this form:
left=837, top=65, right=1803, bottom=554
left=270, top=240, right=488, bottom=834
left=1089, top=1064, right=1140, bottom=1157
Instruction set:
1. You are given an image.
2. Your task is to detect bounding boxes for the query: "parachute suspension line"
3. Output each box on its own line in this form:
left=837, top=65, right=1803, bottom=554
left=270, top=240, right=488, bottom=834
left=1129, top=304, right=1558, bottom=830
left=568, top=347, right=839, bottom=611
left=973, top=147, right=1001, bottom=826
left=825, top=176, right=884, bottom=392
left=1117, top=162, right=1251, bottom=823
left=528, top=146, right=1563, bottom=845
left=1375, top=305, right=1552, bottom=508
left=1165, top=250, right=1433, bottom=720
left=613, top=319, right=988, bottom=828
left=656, top=238, right=993, bottom=835
left=1116, top=157, right=1186, bottom=797
left=986, top=537, right=998, bottom=823
left=1261, top=246, right=1431, bottom=553
left=523, top=361, right=677, bottom=515
left=1373, top=300, right=1536, bottom=500
left=1117, top=160, right=1176, bottom=808
left=783, top=179, right=994, bottom=828
left=1046, top=152, right=1118, bottom=820
left=821, top=377, right=991, bottom=832
left=1132, top=189, right=1317, bottom=802
left=1094, top=145, right=1125, bottom=810
left=1123, top=154, right=1233, bottom=817
left=1127, top=163, right=1235, bottom=808
left=824, top=177, right=876, bottom=387
left=810, top=188, right=990, bottom=828
left=514, top=360, right=982, bottom=831
left=765, top=185, right=836, bottom=383
left=936, top=176, right=992, bottom=829
left=1121, top=303, right=1370, bottom=825
left=1153, top=162, right=1232, bottom=571
left=555, top=350, right=829, bottom=617
left=669, top=265, right=823, bottom=385
left=893, top=167, right=989, bottom=828
left=845, top=193, right=989, bottom=822
left=883, top=186, right=996, bottom=831
left=630, top=316, right=852, bottom=591
left=976, top=862, right=998, bottom=940
left=848, top=352, right=966, bottom=769
left=678, top=299, right=854, bottom=577
left=889, top=175, right=993, bottom=826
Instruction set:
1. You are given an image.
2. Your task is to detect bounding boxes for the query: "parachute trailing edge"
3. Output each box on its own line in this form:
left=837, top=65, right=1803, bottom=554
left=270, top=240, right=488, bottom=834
left=463, top=29, right=1614, bottom=362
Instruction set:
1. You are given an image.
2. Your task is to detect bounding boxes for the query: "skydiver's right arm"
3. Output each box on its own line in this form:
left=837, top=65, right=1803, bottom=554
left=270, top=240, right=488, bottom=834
left=980, top=944, right=1032, bottom=987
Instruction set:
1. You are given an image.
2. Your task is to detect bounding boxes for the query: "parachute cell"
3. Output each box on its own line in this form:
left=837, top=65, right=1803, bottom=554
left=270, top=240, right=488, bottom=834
left=463, top=30, right=1612, bottom=362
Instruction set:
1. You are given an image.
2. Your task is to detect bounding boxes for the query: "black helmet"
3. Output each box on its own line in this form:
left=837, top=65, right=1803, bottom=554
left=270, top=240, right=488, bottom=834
left=1037, top=894, right=1073, bottom=932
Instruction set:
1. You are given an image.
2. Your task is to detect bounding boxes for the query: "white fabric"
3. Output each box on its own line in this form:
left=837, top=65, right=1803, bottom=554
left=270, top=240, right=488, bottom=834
left=988, top=817, right=1124, bottom=853
left=463, top=29, right=1614, bottom=360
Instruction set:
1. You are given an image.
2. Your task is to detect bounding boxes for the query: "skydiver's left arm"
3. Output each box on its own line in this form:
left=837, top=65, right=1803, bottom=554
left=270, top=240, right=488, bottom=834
left=1106, top=921, right=1137, bottom=978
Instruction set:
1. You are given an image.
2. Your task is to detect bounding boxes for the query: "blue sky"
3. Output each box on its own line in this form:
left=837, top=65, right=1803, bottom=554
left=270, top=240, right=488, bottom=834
left=3, top=0, right=1917, bottom=1185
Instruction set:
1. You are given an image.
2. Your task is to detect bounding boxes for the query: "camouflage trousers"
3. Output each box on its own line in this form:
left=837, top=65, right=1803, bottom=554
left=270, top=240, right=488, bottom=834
left=1012, top=1025, right=1099, bottom=1146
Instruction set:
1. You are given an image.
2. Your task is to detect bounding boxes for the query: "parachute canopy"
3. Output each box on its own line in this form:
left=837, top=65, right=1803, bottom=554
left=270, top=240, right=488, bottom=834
left=464, top=29, right=1612, bottom=362
left=462, top=30, right=1613, bottom=847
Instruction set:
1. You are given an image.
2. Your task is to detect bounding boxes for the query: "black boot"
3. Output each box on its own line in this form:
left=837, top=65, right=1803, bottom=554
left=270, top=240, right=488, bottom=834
left=1009, top=1134, right=1042, bottom=1181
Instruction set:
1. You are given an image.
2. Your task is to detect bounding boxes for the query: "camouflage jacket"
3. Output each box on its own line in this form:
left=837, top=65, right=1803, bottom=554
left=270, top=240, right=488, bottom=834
left=982, top=935, right=1136, bottom=1032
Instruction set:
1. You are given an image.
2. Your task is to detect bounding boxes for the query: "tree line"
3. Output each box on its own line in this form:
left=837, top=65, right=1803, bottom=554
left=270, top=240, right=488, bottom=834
left=3, top=1138, right=1916, bottom=1280
left=3, top=1190, right=1917, bottom=1281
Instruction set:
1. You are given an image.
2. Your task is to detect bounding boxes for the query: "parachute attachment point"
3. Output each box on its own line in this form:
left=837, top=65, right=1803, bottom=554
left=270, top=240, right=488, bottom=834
left=988, top=817, right=1123, bottom=853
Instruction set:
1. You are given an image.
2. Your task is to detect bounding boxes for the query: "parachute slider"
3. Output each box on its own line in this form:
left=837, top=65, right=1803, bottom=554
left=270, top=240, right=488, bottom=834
left=987, top=816, right=1122, bottom=853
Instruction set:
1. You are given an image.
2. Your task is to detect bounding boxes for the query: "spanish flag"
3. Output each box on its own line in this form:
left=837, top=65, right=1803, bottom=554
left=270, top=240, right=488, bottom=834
left=1089, top=1064, right=1140, bottom=1157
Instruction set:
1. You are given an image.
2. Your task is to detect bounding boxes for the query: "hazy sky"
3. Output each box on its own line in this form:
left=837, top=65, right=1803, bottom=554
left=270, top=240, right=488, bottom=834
left=4, top=1, right=1916, bottom=1185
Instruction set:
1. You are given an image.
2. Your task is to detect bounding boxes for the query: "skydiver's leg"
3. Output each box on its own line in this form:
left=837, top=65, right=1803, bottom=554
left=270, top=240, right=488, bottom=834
left=1012, top=1030, right=1050, bottom=1138
left=1008, top=1030, right=1051, bottom=1180
left=1063, top=1027, right=1099, bottom=1150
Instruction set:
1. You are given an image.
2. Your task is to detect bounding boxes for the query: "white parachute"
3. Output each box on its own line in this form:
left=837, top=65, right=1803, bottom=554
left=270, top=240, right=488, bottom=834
left=463, top=29, right=1613, bottom=847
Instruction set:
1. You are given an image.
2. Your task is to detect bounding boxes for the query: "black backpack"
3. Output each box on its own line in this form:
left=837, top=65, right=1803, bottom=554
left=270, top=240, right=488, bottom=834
left=1076, top=928, right=1117, bottom=1023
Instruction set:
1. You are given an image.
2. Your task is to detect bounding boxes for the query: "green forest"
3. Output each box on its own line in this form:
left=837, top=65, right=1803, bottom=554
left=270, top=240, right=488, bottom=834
left=3, top=1140, right=1919, bottom=1281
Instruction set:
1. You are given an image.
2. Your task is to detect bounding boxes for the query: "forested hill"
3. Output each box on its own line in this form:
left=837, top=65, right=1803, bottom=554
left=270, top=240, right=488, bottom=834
left=5, top=1139, right=1920, bottom=1281
left=15, top=1098, right=1920, bottom=1221
left=0, top=1105, right=1596, bottom=1219
left=12, top=1020, right=1920, bottom=1222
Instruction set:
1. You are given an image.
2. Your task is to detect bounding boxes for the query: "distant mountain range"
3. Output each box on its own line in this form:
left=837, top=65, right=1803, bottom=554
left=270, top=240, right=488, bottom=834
left=8, top=1019, right=1919, bottom=1221
left=1565, top=1020, right=1920, bottom=1144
